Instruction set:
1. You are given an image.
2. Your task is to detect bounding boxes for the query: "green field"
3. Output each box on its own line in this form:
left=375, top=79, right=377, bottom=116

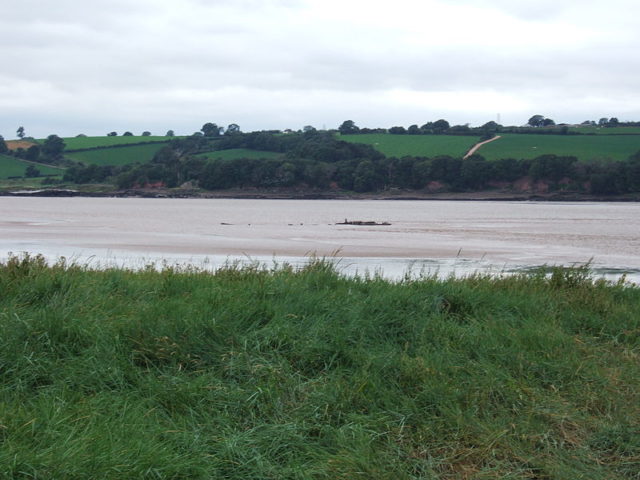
left=197, top=148, right=283, bottom=161
left=478, top=133, right=640, bottom=162
left=0, top=154, right=64, bottom=179
left=1, top=255, right=639, bottom=478
left=58, top=136, right=173, bottom=150
left=570, top=126, right=640, bottom=135
left=341, top=133, right=481, bottom=158
left=65, top=144, right=167, bottom=166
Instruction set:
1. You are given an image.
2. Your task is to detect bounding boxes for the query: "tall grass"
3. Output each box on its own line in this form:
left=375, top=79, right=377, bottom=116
left=1, top=254, right=639, bottom=478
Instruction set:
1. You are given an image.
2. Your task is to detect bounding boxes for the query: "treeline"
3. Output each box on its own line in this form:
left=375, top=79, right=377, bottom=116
left=338, top=119, right=496, bottom=138
left=339, top=118, right=640, bottom=137
left=63, top=137, right=640, bottom=195
left=338, top=120, right=582, bottom=138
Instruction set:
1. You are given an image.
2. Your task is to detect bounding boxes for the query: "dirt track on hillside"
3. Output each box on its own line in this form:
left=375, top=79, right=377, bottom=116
left=463, top=135, right=501, bottom=159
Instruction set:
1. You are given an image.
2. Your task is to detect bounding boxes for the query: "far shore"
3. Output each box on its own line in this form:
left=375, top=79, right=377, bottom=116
left=2, top=186, right=640, bottom=202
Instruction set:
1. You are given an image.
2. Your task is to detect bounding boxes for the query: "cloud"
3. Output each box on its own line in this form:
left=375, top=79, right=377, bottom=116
left=0, top=0, right=639, bottom=137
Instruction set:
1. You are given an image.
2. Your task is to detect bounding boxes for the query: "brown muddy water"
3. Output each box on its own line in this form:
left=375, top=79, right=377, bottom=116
left=1, top=197, right=639, bottom=281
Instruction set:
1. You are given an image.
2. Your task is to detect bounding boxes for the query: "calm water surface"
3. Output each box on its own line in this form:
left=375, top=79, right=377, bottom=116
left=1, top=197, right=638, bottom=281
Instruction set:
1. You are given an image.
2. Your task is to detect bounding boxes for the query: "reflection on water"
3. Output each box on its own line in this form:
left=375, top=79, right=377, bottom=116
left=1, top=197, right=639, bottom=283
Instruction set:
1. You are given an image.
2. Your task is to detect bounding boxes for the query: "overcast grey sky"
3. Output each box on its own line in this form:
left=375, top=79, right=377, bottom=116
left=1, top=0, right=639, bottom=138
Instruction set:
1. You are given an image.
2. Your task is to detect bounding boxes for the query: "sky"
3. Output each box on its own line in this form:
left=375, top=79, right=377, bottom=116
left=1, top=0, right=639, bottom=138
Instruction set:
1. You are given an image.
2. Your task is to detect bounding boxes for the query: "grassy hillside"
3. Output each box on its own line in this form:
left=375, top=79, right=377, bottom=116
left=64, top=143, right=167, bottom=166
left=478, top=133, right=640, bottom=162
left=0, top=154, right=63, bottom=179
left=197, top=148, right=284, bottom=161
left=1, top=255, right=638, bottom=479
left=60, top=136, right=173, bottom=150
left=341, top=133, right=481, bottom=158
left=570, top=126, right=640, bottom=135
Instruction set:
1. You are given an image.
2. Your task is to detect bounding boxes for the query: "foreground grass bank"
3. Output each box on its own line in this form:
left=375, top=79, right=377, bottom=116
left=1, top=256, right=639, bottom=479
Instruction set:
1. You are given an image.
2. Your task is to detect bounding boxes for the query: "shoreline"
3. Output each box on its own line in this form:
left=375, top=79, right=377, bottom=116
left=2, top=187, right=640, bottom=202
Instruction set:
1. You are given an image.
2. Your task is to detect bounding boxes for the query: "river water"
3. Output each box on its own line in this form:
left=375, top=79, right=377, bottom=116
left=1, top=197, right=639, bottom=281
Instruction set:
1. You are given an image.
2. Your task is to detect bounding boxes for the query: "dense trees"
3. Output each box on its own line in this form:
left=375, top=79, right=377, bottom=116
left=225, top=124, right=241, bottom=136
left=201, top=123, right=222, bottom=137
left=432, top=119, right=451, bottom=132
left=528, top=115, right=545, bottom=127
left=26, top=145, right=40, bottom=161
left=527, top=115, right=555, bottom=127
left=338, top=120, right=359, bottom=135
left=41, top=135, right=66, bottom=161
left=597, top=117, right=620, bottom=128
left=0, top=135, right=7, bottom=154
left=25, top=165, right=40, bottom=177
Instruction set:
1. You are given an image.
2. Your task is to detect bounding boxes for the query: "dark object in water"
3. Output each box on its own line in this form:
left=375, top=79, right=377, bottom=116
left=336, top=219, right=391, bottom=226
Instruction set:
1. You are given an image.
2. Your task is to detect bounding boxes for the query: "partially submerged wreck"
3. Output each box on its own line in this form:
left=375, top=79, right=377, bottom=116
left=336, top=219, right=391, bottom=226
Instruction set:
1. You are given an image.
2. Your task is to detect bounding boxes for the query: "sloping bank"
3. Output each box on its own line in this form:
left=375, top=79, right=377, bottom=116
left=1, top=255, right=639, bottom=478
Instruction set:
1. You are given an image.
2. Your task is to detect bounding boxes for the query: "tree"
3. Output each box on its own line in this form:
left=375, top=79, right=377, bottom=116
left=25, top=165, right=40, bottom=178
left=353, top=160, right=378, bottom=192
left=107, top=131, right=118, bottom=136
left=123, top=131, right=133, bottom=136
left=201, top=123, right=222, bottom=137
left=542, top=118, right=556, bottom=127
left=432, top=119, right=450, bottom=133
left=225, top=123, right=241, bottom=136
left=0, top=135, right=7, bottom=154
left=481, top=121, right=501, bottom=131
left=338, top=120, right=359, bottom=135
left=166, top=130, right=175, bottom=137
left=388, top=126, right=407, bottom=134
left=407, top=124, right=421, bottom=135
left=303, top=125, right=316, bottom=133
left=598, top=117, right=609, bottom=126
left=41, top=134, right=66, bottom=160
left=16, top=126, right=25, bottom=139
left=608, top=117, right=619, bottom=127
left=142, top=131, right=151, bottom=136
left=26, top=145, right=40, bottom=161
left=527, top=115, right=545, bottom=127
